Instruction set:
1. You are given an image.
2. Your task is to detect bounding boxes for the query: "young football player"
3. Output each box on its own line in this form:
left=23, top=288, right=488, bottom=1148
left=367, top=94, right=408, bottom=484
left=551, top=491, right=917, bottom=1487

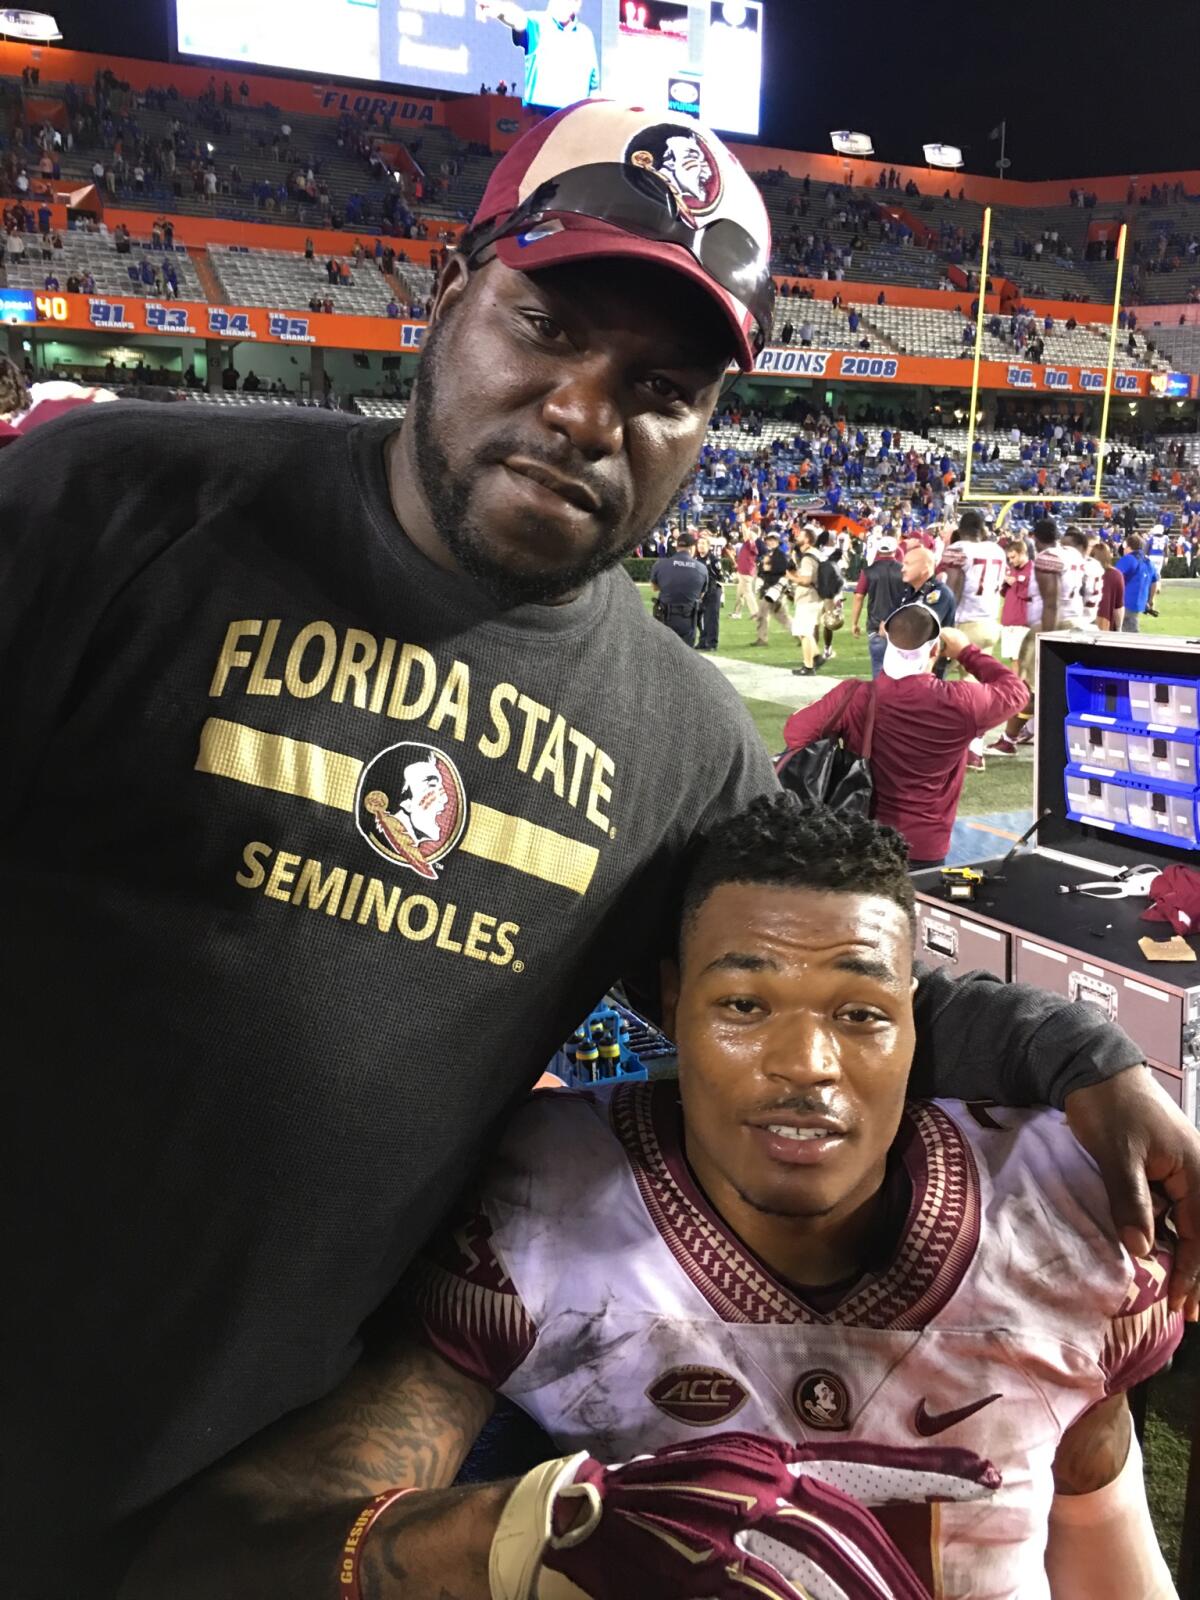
left=122, top=800, right=1183, bottom=1600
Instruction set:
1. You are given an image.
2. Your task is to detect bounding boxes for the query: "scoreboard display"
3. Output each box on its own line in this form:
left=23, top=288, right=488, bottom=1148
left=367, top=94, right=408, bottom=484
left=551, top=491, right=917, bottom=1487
left=0, top=288, right=70, bottom=324
left=173, top=0, right=765, bottom=135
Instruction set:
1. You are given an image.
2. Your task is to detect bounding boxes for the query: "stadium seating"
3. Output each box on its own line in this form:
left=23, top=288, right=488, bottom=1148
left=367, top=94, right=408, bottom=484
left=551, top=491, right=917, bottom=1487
left=185, top=390, right=298, bottom=406
left=1148, top=324, right=1200, bottom=373
left=2, top=228, right=202, bottom=299
left=355, top=397, right=408, bottom=420
left=206, top=245, right=396, bottom=315
left=770, top=297, right=875, bottom=350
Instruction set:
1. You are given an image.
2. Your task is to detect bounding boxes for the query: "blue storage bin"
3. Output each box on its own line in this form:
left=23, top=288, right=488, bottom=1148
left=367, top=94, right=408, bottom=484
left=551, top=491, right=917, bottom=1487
left=1128, top=674, right=1199, bottom=734
left=1065, top=767, right=1128, bottom=829
left=1117, top=774, right=1199, bottom=848
left=1125, top=727, right=1199, bottom=787
left=1065, top=665, right=1133, bottom=723
left=1065, top=715, right=1128, bottom=773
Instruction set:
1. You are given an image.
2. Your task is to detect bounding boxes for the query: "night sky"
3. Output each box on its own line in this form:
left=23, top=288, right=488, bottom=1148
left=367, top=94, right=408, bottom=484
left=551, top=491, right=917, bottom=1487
left=41, top=0, right=1200, bottom=183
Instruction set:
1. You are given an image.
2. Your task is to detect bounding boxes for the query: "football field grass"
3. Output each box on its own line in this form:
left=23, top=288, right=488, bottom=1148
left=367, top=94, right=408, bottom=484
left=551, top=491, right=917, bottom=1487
left=643, top=581, right=1200, bottom=1570
left=647, top=585, right=1200, bottom=818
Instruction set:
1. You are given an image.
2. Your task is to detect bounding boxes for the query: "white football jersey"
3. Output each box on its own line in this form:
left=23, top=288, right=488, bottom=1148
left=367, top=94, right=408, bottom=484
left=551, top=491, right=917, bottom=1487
left=940, top=539, right=1006, bottom=622
left=1055, top=544, right=1087, bottom=622
left=412, top=1084, right=1179, bottom=1600
left=1025, top=545, right=1082, bottom=627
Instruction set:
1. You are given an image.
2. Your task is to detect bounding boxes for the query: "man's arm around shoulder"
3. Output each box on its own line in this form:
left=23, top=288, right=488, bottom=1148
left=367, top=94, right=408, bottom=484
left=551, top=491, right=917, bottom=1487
left=120, top=1339, right=498, bottom=1600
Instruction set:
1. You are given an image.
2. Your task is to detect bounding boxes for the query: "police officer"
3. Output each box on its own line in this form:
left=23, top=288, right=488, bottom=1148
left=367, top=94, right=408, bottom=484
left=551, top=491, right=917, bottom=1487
left=694, top=532, right=725, bottom=651
left=650, top=530, right=708, bottom=647
left=899, top=543, right=957, bottom=627
left=898, top=543, right=956, bottom=679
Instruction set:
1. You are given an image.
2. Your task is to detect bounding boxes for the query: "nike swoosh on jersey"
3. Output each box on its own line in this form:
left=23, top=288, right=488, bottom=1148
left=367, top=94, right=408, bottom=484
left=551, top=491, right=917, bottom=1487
left=914, top=1393, right=1002, bottom=1437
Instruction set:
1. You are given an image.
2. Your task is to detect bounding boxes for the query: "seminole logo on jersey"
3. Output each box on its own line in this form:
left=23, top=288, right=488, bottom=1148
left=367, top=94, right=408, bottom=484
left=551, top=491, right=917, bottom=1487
left=356, top=743, right=467, bottom=879
left=794, top=1369, right=851, bottom=1431
left=626, top=123, right=723, bottom=223
left=646, top=1366, right=748, bottom=1427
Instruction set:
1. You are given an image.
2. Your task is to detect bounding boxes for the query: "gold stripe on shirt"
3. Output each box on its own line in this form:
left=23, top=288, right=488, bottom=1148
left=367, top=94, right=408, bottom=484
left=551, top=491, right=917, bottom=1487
left=196, top=717, right=362, bottom=812
left=195, top=717, right=599, bottom=894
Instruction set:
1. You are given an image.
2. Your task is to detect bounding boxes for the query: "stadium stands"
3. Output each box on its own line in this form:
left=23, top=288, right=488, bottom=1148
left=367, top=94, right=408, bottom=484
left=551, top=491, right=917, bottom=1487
left=2, top=227, right=202, bottom=298
left=355, top=397, right=408, bottom=420
left=207, top=245, right=396, bottom=315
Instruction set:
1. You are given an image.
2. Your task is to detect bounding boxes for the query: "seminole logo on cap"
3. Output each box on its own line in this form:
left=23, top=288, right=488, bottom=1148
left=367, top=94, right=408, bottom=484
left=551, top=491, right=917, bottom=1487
left=625, top=122, right=723, bottom=222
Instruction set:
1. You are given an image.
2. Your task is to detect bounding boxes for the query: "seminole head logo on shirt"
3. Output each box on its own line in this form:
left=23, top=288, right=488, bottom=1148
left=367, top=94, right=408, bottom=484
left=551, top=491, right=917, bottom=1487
left=356, top=743, right=468, bottom=879
left=626, top=123, right=723, bottom=223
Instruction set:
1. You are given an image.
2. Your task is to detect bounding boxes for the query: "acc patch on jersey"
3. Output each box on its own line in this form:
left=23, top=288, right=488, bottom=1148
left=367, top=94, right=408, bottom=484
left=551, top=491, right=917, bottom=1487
left=355, top=742, right=468, bottom=878
left=646, top=1365, right=748, bottom=1427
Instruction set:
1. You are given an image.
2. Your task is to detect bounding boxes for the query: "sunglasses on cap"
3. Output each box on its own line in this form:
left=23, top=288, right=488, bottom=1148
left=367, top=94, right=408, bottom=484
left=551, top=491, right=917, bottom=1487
left=459, top=161, right=775, bottom=358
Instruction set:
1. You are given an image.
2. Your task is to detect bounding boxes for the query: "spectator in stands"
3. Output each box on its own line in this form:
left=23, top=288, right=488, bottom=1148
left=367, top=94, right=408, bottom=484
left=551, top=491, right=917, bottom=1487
left=1091, top=539, right=1125, bottom=632
left=798, top=319, right=812, bottom=347
left=304, top=237, right=314, bottom=261
left=242, top=371, right=260, bottom=393
left=851, top=533, right=905, bottom=677
left=43, top=272, right=59, bottom=292
left=385, top=298, right=401, bottom=319
left=308, top=295, right=323, bottom=314
left=221, top=361, right=238, bottom=392
left=322, top=296, right=335, bottom=315
left=783, top=606, right=1028, bottom=868
left=1115, top=532, right=1158, bottom=633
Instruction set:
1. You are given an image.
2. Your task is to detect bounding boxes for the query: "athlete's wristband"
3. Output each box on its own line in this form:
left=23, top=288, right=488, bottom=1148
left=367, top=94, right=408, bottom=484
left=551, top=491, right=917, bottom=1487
left=339, top=1486, right=418, bottom=1600
left=489, top=1453, right=594, bottom=1600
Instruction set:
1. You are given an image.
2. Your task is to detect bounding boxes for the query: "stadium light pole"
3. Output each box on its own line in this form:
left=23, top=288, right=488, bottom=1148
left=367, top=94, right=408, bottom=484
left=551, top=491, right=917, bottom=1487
left=830, top=132, right=873, bottom=159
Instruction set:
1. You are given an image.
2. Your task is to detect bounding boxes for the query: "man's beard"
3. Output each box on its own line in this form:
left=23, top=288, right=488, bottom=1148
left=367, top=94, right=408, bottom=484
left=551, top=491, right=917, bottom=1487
left=408, top=315, right=684, bottom=607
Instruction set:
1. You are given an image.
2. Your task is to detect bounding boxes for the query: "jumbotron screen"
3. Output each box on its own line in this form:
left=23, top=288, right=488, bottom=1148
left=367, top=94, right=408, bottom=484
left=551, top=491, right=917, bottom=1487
left=172, top=0, right=764, bottom=136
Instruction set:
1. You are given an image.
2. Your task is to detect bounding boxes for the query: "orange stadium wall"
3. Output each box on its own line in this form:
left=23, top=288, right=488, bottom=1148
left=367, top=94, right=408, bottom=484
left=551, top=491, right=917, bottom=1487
left=27, top=290, right=427, bottom=354
left=444, top=93, right=541, bottom=153
left=777, top=277, right=1002, bottom=316
left=7, top=40, right=1200, bottom=199
left=1140, top=303, right=1200, bottom=328
left=99, top=208, right=462, bottom=261
left=22, top=292, right=1182, bottom=395
left=744, top=346, right=1161, bottom=398
left=0, top=41, right=446, bottom=126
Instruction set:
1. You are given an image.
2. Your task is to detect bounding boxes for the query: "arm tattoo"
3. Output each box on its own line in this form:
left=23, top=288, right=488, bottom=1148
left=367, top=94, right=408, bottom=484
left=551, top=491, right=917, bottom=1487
left=230, top=1342, right=494, bottom=1510
left=1052, top=1392, right=1132, bottom=1496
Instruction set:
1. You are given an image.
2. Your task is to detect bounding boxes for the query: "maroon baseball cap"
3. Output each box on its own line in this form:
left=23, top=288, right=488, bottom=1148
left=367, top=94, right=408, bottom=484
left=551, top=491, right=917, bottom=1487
left=467, top=100, right=772, bottom=369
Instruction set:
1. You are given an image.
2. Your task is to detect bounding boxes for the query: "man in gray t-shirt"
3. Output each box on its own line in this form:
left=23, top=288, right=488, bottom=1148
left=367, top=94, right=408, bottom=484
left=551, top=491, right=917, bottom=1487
left=7, top=100, right=1199, bottom=1600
